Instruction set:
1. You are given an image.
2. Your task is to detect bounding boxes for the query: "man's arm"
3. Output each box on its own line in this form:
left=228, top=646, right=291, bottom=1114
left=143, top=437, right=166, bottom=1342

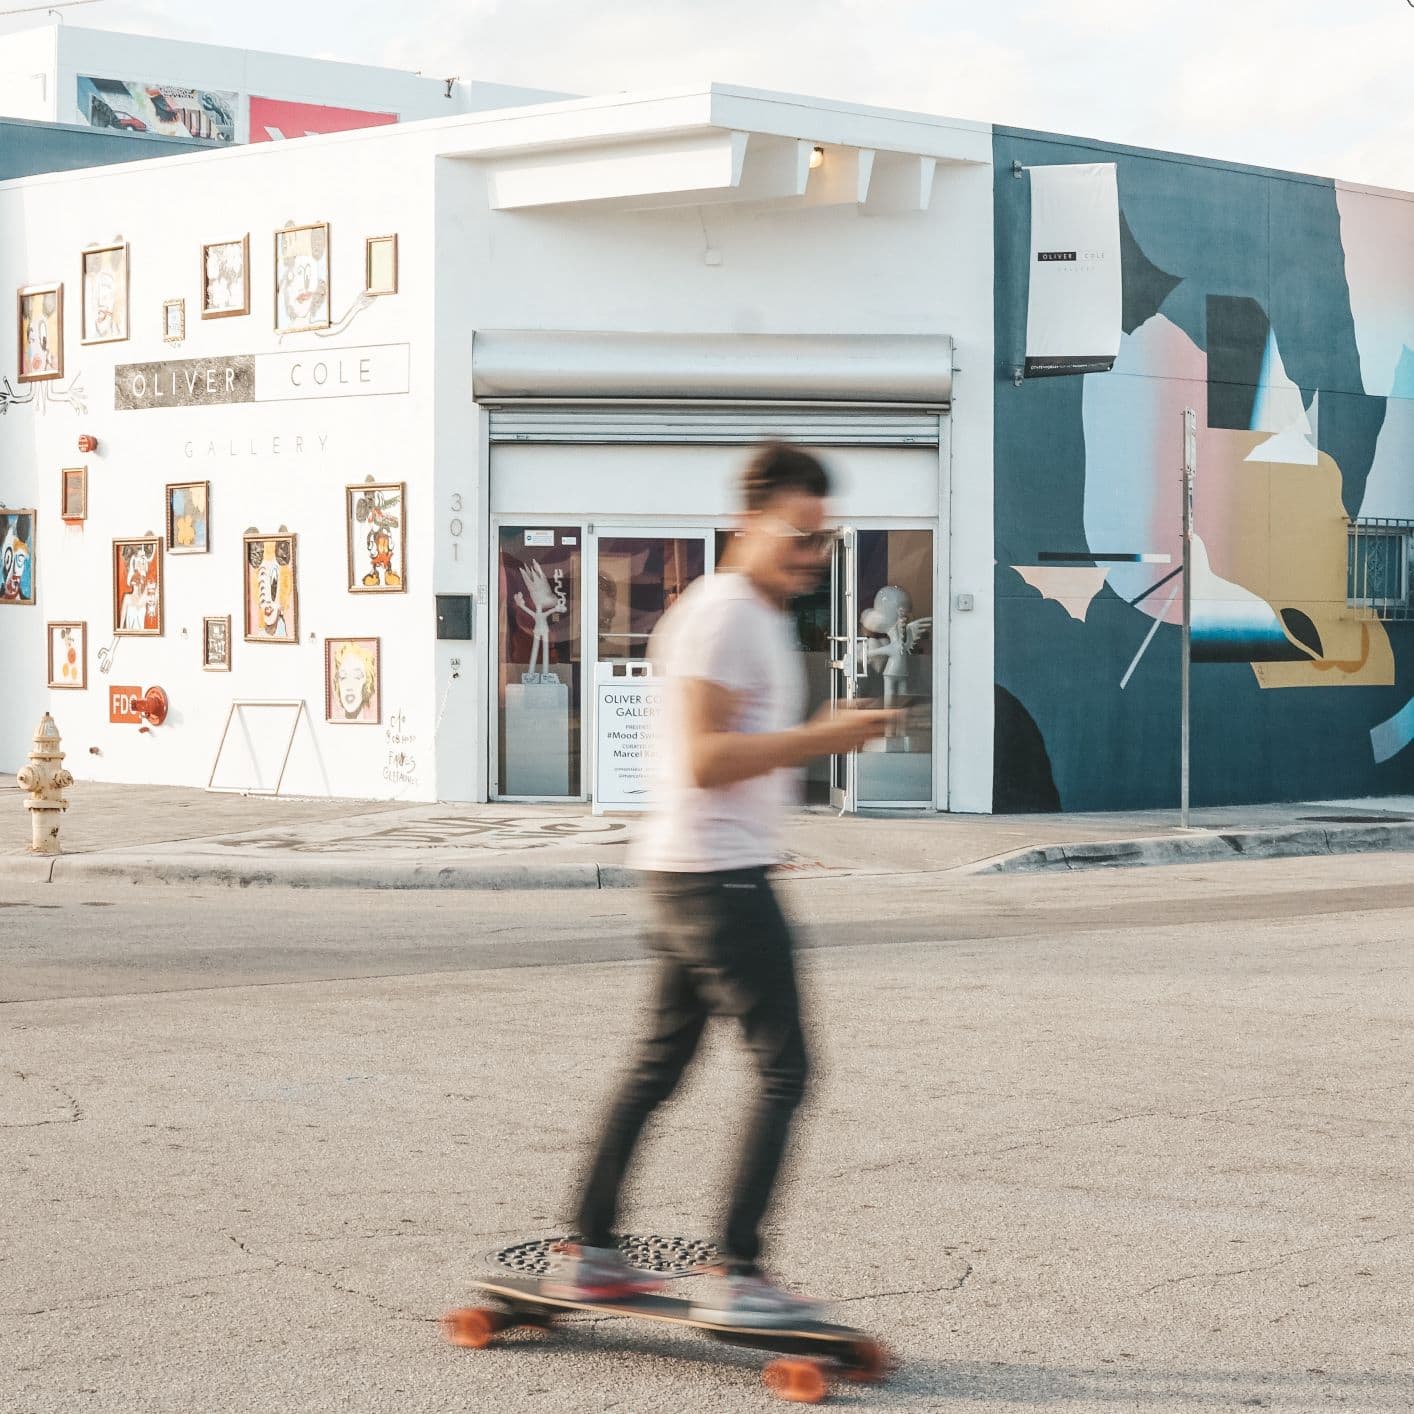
left=683, top=678, right=898, bottom=790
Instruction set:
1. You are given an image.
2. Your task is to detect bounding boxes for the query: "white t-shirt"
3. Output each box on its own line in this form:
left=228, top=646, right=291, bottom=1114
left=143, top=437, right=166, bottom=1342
left=631, top=571, right=806, bottom=873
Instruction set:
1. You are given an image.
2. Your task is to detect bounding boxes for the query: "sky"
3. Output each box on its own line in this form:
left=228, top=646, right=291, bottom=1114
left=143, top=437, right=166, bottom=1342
left=3, top=0, right=1413, bottom=190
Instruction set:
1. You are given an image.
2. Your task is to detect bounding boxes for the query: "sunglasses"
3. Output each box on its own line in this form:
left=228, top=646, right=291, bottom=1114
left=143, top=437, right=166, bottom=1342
left=761, top=516, right=835, bottom=556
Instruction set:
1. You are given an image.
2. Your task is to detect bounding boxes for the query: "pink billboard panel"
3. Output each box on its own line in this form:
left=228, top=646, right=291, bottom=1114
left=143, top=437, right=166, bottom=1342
left=249, top=97, right=398, bottom=143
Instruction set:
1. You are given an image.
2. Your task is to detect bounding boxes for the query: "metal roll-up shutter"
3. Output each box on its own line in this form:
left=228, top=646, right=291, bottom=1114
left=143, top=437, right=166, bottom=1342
left=485, top=404, right=942, bottom=447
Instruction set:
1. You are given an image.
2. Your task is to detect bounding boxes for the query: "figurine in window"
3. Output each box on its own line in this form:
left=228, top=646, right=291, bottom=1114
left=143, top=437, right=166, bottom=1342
left=514, top=559, right=560, bottom=680
left=860, top=584, right=931, bottom=710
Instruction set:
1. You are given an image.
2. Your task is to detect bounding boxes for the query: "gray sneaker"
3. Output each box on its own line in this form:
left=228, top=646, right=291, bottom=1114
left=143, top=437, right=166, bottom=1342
left=689, top=1271, right=825, bottom=1328
left=539, top=1243, right=663, bottom=1302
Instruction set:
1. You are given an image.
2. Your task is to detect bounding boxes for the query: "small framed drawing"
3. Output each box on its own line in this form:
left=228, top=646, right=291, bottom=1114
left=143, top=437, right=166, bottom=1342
left=325, top=637, right=381, bottom=724
left=166, top=481, right=210, bottom=554
left=346, top=481, right=406, bottom=592
left=163, top=298, right=186, bottom=342
left=201, top=235, right=249, bottom=318
left=365, top=234, right=398, bottom=296
left=113, top=537, right=163, bottom=636
left=202, top=615, right=232, bottom=671
left=80, top=242, right=129, bottom=344
left=17, top=283, right=63, bottom=382
left=0, top=508, right=36, bottom=604
left=47, top=621, right=87, bottom=689
left=61, top=467, right=88, bottom=522
left=275, top=223, right=330, bottom=334
left=243, top=532, right=299, bottom=643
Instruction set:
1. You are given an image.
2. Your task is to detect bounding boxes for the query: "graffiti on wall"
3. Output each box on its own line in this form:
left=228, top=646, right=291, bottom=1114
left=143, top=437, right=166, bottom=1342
left=995, top=132, right=1414, bottom=810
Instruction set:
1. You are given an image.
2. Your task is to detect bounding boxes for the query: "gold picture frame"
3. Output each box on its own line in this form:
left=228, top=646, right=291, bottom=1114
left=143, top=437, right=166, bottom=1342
left=61, top=466, right=88, bottom=522
left=17, top=283, right=63, bottom=382
left=165, top=481, right=210, bottom=554
left=346, top=481, right=406, bottom=593
left=365, top=234, right=398, bottom=296
left=112, top=537, right=164, bottom=636
left=202, top=235, right=250, bottom=319
left=47, top=621, right=87, bottom=689
left=0, top=508, right=36, bottom=604
left=163, top=297, right=186, bottom=342
left=325, top=636, right=382, bottom=724
left=274, top=223, right=330, bottom=334
left=202, top=615, right=232, bottom=671
left=243, top=531, right=299, bottom=644
left=80, top=242, right=129, bottom=345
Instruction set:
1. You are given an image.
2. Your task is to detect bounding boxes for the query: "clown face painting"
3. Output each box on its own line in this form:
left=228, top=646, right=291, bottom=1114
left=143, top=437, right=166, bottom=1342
left=17, top=284, right=62, bottom=382
left=81, top=243, right=129, bottom=344
left=243, top=533, right=298, bottom=644
left=274, top=223, right=330, bottom=334
left=325, top=637, right=380, bottom=724
left=1, top=510, right=36, bottom=605
left=112, top=537, right=163, bottom=636
left=346, top=482, right=406, bottom=592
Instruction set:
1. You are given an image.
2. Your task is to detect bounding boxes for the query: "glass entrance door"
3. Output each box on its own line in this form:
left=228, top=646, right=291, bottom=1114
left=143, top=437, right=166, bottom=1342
left=588, top=526, right=712, bottom=806
left=830, top=527, right=936, bottom=810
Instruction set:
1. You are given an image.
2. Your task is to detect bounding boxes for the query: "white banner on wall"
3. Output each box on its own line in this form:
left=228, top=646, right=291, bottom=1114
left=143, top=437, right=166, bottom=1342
left=1023, top=162, right=1122, bottom=378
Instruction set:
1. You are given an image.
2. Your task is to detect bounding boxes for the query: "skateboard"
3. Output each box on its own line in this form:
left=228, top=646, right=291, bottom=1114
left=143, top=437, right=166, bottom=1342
left=443, top=1274, right=892, bottom=1404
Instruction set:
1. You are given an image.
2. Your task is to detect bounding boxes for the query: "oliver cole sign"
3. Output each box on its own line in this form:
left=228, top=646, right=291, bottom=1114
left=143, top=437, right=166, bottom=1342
left=115, top=343, right=410, bottom=410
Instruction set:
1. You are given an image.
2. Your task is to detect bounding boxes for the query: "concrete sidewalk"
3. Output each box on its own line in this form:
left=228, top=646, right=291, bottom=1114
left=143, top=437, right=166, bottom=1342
left=4, top=775, right=1414, bottom=889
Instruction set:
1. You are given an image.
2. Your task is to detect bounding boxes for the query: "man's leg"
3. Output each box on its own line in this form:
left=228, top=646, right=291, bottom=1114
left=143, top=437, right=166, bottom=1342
left=695, top=871, right=810, bottom=1272
left=573, top=933, right=708, bottom=1248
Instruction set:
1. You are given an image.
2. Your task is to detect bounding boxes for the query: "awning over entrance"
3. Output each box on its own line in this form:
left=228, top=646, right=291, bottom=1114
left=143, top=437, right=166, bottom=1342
left=471, top=331, right=953, bottom=407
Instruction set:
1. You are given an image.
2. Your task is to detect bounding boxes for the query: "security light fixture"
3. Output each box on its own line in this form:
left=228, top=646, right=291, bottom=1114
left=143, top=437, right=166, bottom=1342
left=810, top=146, right=826, bottom=170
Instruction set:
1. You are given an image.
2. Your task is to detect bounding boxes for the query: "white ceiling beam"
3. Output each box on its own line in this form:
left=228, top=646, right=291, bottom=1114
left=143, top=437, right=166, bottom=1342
left=861, top=153, right=938, bottom=216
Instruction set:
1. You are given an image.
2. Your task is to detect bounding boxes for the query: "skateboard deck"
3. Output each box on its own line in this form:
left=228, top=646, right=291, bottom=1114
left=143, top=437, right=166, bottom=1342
left=443, top=1274, right=892, bottom=1404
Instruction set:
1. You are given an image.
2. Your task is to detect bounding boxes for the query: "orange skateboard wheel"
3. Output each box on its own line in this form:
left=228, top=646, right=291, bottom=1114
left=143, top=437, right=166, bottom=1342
left=763, top=1357, right=829, bottom=1404
left=441, top=1307, right=505, bottom=1349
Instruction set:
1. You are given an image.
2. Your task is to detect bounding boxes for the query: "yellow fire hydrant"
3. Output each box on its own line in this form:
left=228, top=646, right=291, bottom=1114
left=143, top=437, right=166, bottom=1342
left=16, top=713, right=73, bottom=855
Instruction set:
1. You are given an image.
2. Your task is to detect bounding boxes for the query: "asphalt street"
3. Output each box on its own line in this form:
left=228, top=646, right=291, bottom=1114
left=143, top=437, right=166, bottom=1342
left=3, top=856, right=1412, bottom=1412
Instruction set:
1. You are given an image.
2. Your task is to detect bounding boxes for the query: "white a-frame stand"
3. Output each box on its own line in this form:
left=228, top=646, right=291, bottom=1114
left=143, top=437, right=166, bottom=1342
left=207, top=699, right=309, bottom=795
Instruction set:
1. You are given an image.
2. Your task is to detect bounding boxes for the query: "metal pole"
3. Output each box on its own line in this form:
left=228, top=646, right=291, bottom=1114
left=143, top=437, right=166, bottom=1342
left=1181, top=408, right=1196, bottom=828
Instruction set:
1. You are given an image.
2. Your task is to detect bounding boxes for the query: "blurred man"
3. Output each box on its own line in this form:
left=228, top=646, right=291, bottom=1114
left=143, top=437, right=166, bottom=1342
left=545, top=443, right=896, bottom=1327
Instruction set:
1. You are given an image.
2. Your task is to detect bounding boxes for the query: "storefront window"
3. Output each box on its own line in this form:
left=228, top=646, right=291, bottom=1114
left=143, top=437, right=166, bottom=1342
left=497, top=526, right=581, bottom=797
left=597, top=536, right=705, bottom=661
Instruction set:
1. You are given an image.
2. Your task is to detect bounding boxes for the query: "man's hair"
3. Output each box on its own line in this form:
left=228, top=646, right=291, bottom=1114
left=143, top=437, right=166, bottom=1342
left=740, top=441, right=832, bottom=510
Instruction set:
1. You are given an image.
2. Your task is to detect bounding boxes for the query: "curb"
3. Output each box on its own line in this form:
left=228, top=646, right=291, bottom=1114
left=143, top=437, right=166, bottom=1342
left=0, top=852, right=640, bottom=891
left=970, top=821, right=1414, bottom=875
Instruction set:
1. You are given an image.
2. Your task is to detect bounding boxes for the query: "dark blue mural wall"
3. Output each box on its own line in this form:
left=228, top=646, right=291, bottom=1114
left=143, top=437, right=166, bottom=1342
left=993, top=127, right=1414, bottom=811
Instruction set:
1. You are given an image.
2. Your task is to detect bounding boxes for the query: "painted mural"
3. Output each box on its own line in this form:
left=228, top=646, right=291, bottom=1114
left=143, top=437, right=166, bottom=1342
left=994, top=129, right=1414, bottom=810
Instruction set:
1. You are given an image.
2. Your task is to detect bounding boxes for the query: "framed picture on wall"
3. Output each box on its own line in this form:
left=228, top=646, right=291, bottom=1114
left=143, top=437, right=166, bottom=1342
left=346, top=481, right=406, bottom=592
left=112, top=537, right=163, bottom=636
left=166, top=481, right=210, bottom=554
left=163, top=298, right=186, bottom=342
left=1, top=509, right=36, bottom=605
left=47, top=621, right=87, bottom=689
left=202, top=615, right=231, bottom=671
left=17, top=283, right=63, bottom=382
left=61, top=467, right=88, bottom=522
left=365, top=234, right=398, bottom=296
left=325, top=637, right=381, bottom=724
left=274, top=223, right=330, bottom=334
left=243, top=532, right=299, bottom=643
left=201, top=235, right=249, bottom=318
left=80, top=242, right=129, bottom=344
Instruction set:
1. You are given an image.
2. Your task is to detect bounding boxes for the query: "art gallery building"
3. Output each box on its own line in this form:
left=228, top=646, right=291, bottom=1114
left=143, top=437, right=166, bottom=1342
left=2, top=80, right=1411, bottom=814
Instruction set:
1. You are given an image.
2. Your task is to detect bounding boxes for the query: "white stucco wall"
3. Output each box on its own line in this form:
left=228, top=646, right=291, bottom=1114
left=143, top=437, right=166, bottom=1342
left=0, top=27, right=58, bottom=121
left=0, top=126, right=439, bottom=800
left=1, top=92, right=996, bottom=810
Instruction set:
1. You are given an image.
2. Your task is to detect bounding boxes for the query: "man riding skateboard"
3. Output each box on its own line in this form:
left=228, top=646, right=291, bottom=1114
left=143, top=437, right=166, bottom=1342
left=544, top=443, right=896, bottom=1328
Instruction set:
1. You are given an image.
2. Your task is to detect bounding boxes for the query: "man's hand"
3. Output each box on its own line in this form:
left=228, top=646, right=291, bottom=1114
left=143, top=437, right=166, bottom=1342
left=803, top=701, right=902, bottom=755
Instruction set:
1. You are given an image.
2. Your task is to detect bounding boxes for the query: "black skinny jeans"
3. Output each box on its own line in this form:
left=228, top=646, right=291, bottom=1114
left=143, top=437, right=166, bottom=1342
left=573, top=866, right=810, bottom=1272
